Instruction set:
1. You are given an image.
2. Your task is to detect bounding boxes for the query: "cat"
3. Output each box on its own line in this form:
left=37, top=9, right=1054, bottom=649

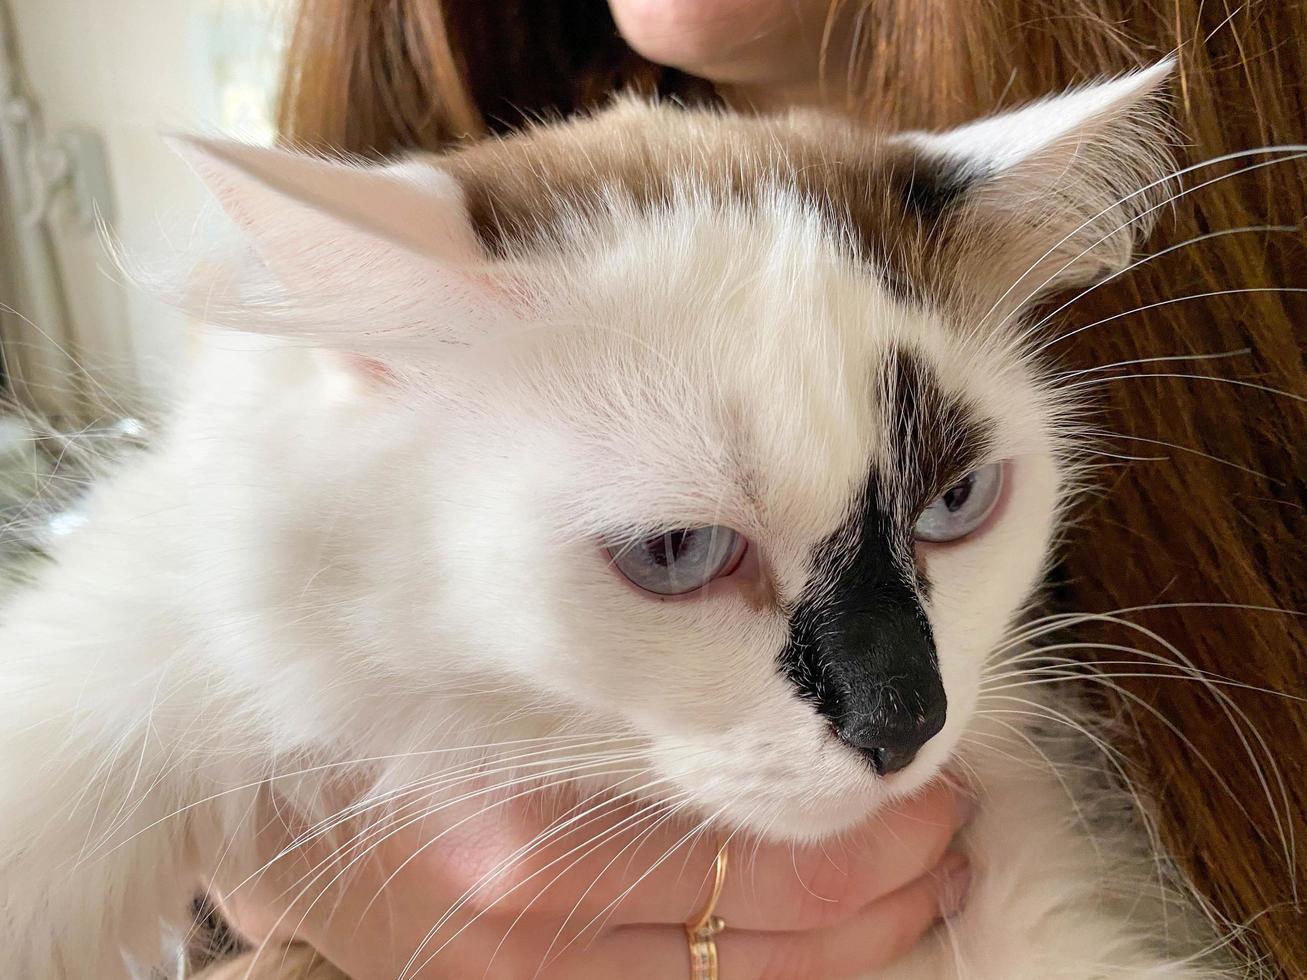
left=0, top=59, right=1236, bottom=978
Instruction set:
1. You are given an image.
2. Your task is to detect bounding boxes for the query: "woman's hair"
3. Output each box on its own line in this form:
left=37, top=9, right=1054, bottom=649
left=277, top=1, right=1306, bottom=972
left=277, top=0, right=716, bottom=155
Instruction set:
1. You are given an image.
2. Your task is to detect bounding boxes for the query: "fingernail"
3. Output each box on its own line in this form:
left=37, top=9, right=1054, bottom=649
left=936, top=853, right=972, bottom=919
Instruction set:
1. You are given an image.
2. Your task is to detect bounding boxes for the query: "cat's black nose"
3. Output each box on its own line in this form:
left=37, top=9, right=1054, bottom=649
left=835, top=683, right=948, bottom=775
left=779, top=532, right=949, bottom=778
left=788, top=578, right=948, bottom=777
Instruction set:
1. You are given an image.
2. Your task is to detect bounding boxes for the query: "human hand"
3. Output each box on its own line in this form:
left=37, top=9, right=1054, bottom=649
left=217, top=782, right=971, bottom=979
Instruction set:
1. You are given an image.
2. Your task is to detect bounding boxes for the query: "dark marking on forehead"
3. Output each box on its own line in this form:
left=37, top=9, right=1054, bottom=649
left=892, top=154, right=980, bottom=223
left=436, top=101, right=979, bottom=304
left=774, top=350, right=988, bottom=769
left=882, top=347, right=995, bottom=516
left=873, top=152, right=979, bottom=307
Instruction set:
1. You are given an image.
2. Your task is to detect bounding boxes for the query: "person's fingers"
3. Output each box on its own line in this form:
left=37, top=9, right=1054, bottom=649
left=218, top=788, right=970, bottom=980
left=218, top=778, right=970, bottom=973
left=693, top=781, right=969, bottom=930
left=431, top=780, right=969, bottom=931
left=299, top=852, right=970, bottom=980
left=591, top=852, right=971, bottom=980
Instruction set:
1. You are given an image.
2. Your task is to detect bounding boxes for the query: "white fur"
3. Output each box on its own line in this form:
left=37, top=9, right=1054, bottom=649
left=0, top=67, right=1235, bottom=978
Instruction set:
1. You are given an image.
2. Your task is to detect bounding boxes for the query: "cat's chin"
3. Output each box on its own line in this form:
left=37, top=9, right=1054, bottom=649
left=680, top=774, right=903, bottom=843
left=644, top=730, right=952, bottom=843
left=753, top=792, right=889, bottom=841
left=751, top=766, right=948, bottom=841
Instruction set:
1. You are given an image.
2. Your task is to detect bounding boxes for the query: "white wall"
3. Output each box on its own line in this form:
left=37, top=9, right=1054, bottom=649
left=6, top=0, right=288, bottom=413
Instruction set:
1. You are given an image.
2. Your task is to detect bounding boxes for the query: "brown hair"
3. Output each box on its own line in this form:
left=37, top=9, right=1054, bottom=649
left=275, top=1, right=1306, bottom=973
left=277, top=0, right=716, bottom=155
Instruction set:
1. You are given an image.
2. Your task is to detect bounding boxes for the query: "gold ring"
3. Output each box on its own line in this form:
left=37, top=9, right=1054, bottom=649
left=685, top=847, right=729, bottom=980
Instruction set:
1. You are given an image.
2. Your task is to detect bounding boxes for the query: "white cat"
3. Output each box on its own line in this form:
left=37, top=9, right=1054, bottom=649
left=0, top=61, right=1236, bottom=977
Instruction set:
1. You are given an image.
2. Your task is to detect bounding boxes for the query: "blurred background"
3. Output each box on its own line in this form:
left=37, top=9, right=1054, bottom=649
left=0, top=0, right=287, bottom=580
left=1, top=0, right=287, bottom=417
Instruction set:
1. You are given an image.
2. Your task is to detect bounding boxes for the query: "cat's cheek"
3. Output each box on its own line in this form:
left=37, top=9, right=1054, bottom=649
left=906, top=458, right=1048, bottom=783
left=932, top=456, right=1058, bottom=723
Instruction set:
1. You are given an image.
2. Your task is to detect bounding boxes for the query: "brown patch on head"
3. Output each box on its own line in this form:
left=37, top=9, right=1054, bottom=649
left=431, top=88, right=1171, bottom=335
left=435, top=100, right=982, bottom=314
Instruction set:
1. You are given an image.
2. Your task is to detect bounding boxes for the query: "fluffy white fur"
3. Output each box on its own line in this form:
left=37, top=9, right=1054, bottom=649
left=0, top=63, right=1236, bottom=978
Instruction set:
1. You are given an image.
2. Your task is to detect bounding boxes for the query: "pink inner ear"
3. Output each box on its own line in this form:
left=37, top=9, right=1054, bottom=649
left=347, top=355, right=393, bottom=382
left=174, top=136, right=519, bottom=349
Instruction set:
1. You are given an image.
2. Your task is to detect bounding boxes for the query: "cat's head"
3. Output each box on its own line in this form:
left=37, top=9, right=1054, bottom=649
left=176, top=63, right=1171, bottom=839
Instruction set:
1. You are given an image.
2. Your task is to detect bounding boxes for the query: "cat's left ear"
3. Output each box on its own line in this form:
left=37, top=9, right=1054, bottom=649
left=170, top=137, right=508, bottom=347
left=897, top=59, right=1175, bottom=323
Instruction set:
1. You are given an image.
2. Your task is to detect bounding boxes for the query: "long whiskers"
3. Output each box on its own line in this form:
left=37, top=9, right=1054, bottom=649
left=238, top=756, right=658, bottom=977
left=981, top=604, right=1299, bottom=894
left=1006, top=148, right=1307, bottom=343
left=1041, top=286, right=1307, bottom=351
left=396, top=780, right=703, bottom=980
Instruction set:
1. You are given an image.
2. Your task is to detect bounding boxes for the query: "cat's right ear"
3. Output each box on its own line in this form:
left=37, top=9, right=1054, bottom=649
left=170, top=137, right=509, bottom=347
left=891, top=60, right=1175, bottom=325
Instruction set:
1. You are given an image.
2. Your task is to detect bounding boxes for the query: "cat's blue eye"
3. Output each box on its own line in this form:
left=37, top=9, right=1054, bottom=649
left=913, top=462, right=1005, bottom=543
left=609, top=526, right=747, bottom=596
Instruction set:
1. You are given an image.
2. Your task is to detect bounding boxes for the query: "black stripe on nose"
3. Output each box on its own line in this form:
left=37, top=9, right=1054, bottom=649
left=776, top=350, right=995, bottom=773
left=780, top=483, right=946, bottom=776
left=784, top=570, right=946, bottom=775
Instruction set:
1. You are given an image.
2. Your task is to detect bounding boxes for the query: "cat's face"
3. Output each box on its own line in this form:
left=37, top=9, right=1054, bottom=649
left=178, top=63, right=1169, bottom=840
left=423, top=205, right=1063, bottom=837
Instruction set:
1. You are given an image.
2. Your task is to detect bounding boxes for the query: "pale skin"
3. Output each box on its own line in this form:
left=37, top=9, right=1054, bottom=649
left=221, top=3, right=972, bottom=976
left=609, top=0, right=856, bottom=109
left=221, top=783, right=971, bottom=978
